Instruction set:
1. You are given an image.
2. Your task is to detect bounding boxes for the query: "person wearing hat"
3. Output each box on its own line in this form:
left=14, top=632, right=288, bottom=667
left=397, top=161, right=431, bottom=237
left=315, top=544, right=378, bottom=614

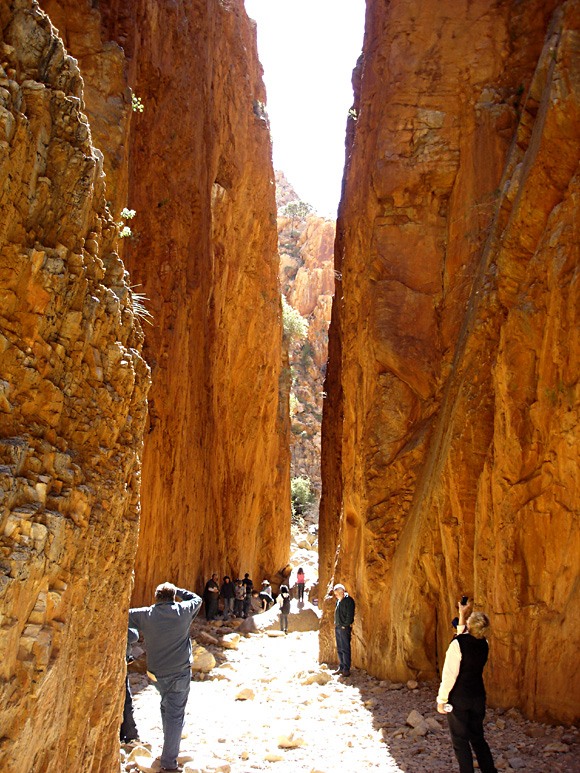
left=332, top=583, right=355, bottom=677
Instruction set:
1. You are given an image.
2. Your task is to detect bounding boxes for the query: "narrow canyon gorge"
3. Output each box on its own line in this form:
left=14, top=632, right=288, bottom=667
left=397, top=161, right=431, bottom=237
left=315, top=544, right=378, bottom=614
left=0, top=0, right=579, bottom=772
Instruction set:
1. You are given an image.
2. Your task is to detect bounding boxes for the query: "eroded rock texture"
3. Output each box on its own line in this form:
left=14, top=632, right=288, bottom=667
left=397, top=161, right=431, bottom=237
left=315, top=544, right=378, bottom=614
left=39, top=0, right=291, bottom=604
left=320, top=0, right=580, bottom=724
left=0, top=3, right=149, bottom=772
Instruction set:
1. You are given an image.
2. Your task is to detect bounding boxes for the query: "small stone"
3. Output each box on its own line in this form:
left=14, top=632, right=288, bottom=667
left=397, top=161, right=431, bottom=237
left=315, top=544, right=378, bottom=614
left=496, top=718, right=506, bottom=730
left=277, top=733, right=306, bottom=748
left=235, top=688, right=255, bottom=701
left=406, top=680, right=418, bottom=690
left=544, top=742, right=570, bottom=753
left=264, top=753, right=284, bottom=762
left=506, top=757, right=525, bottom=769
left=406, top=709, right=425, bottom=728
left=525, top=726, right=545, bottom=738
left=221, top=633, right=241, bottom=649
left=388, top=683, right=404, bottom=690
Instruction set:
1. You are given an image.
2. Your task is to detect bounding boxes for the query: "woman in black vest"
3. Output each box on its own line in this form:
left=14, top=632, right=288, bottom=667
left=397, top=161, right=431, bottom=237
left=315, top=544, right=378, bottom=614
left=437, top=601, right=497, bottom=773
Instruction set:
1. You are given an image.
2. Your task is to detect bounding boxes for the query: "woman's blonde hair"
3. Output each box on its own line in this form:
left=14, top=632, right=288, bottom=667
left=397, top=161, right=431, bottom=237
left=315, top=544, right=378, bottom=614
left=467, top=611, right=490, bottom=639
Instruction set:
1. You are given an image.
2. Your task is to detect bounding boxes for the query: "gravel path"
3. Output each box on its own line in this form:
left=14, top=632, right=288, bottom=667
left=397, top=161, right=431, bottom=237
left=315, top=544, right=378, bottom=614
left=121, top=624, right=580, bottom=773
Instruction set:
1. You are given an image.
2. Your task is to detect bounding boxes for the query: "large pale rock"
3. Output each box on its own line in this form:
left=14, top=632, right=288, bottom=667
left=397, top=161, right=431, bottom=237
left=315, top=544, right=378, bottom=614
left=191, top=644, right=215, bottom=673
left=238, top=599, right=321, bottom=634
left=0, top=4, right=149, bottom=773
left=320, top=0, right=580, bottom=725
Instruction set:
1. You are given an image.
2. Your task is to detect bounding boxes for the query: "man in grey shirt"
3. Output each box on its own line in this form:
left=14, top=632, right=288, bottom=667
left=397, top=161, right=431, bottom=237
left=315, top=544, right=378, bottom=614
left=129, top=582, right=202, bottom=772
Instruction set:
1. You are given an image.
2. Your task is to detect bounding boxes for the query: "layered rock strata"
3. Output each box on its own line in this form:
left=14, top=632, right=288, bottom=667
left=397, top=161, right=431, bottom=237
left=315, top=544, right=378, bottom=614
left=0, top=3, right=149, bottom=772
left=320, top=0, right=580, bottom=724
left=39, top=0, right=291, bottom=603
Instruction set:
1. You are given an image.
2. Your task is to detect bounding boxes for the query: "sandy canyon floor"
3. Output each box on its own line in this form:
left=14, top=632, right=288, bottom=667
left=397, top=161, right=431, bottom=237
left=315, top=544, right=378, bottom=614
left=121, top=625, right=580, bottom=773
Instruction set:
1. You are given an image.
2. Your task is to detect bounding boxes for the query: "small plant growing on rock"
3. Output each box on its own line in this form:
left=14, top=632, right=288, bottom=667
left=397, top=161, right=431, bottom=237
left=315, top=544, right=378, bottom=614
left=118, top=207, right=136, bottom=238
left=132, top=93, right=144, bottom=113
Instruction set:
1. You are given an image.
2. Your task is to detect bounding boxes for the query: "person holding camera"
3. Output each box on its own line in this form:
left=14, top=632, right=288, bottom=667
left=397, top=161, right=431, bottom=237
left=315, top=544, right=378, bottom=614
left=437, top=598, right=497, bottom=773
left=129, top=582, right=202, bottom=772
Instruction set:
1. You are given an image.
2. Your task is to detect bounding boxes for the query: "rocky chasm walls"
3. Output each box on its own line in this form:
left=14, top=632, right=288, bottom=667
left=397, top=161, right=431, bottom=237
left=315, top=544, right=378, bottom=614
left=0, top=3, right=149, bottom=773
left=320, top=0, right=580, bottom=724
left=37, top=0, right=291, bottom=603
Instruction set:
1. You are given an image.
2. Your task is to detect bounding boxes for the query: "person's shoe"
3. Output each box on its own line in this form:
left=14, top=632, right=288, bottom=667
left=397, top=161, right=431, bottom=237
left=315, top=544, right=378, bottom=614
left=340, top=669, right=351, bottom=677
left=160, top=766, right=183, bottom=772
left=332, top=668, right=343, bottom=675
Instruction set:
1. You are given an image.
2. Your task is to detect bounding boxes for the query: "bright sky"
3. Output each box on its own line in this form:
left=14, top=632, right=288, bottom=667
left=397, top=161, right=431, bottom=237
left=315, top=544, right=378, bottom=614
left=244, top=0, right=366, bottom=219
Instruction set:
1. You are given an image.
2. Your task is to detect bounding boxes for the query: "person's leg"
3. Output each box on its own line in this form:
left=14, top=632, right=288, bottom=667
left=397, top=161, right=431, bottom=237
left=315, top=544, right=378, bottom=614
left=280, top=611, right=284, bottom=631
left=335, top=626, right=346, bottom=670
left=120, top=675, right=139, bottom=742
left=447, top=706, right=475, bottom=773
left=157, top=672, right=191, bottom=770
left=468, top=698, right=497, bottom=773
left=342, top=625, right=352, bottom=672
left=283, top=613, right=288, bottom=633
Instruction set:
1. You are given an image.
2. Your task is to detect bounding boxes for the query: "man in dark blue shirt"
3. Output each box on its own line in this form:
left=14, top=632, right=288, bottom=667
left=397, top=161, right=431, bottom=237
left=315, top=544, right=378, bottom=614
left=332, top=583, right=355, bottom=677
left=129, top=583, right=202, bottom=772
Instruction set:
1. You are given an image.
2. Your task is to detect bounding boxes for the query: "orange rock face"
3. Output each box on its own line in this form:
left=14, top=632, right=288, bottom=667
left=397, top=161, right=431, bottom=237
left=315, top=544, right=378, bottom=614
left=0, top=3, right=149, bottom=772
left=39, top=1, right=291, bottom=603
left=320, top=0, right=580, bottom=723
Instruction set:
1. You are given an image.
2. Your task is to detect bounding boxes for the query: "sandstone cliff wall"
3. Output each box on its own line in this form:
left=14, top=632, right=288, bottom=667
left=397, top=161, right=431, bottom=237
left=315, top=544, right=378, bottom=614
left=39, top=0, right=291, bottom=603
left=320, top=0, right=580, bottom=723
left=0, top=3, right=149, bottom=772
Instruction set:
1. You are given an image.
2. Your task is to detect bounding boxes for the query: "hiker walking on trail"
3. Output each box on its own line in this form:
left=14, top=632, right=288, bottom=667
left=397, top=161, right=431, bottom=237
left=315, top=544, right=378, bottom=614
left=129, top=582, right=202, bottom=772
left=332, top=583, right=355, bottom=677
left=437, top=600, right=497, bottom=773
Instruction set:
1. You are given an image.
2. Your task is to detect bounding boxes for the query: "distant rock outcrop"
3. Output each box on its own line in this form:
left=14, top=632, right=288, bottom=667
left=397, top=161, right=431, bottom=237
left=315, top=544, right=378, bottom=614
left=276, top=172, right=335, bottom=496
left=320, top=0, right=580, bottom=725
left=0, top=3, right=149, bottom=772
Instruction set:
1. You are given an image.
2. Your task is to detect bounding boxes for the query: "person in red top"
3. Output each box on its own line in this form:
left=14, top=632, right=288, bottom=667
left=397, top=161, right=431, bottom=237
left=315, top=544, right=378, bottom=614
left=296, top=567, right=305, bottom=603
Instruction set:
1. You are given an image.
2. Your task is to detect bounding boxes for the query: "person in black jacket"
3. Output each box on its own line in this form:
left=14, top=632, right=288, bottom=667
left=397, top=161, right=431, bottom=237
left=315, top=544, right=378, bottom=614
left=437, top=600, right=497, bottom=773
left=332, top=583, right=355, bottom=677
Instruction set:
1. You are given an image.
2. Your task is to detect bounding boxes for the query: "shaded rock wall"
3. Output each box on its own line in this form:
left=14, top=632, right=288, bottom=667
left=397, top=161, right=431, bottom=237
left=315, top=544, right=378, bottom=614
left=320, top=0, right=580, bottom=723
left=0, top=3, right=149, bottom=772
left=39, top=0, right=291, bottom=603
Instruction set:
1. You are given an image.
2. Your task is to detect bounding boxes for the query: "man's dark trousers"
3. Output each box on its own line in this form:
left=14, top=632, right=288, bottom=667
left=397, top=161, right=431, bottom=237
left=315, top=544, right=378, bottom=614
left=155, top=670, right=191, bottom=769
left=447, top=695, right=497, bottom=773
left=335, top=625, right=352, bottom=671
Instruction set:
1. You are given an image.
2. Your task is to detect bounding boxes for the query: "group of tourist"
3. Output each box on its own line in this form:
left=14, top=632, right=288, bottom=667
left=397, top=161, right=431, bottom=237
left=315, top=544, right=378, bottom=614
left=122, top=573, right=495, bottom=773
left=201, top=568, right=308, bottom=620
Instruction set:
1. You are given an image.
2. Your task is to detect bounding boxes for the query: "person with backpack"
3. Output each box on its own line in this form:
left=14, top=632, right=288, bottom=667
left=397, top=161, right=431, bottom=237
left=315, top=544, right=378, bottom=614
left=437, top=599, right=497, bottom=773
left=278, top=584, right=291, bottom=633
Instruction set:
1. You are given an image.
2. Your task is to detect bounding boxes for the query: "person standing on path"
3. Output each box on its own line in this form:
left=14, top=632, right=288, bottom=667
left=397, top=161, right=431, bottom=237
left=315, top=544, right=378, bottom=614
left=120, top=626, right=140, bottom=744
left=332, top=583, right=355, bottom=677
left=277, top=584, right=291, bottom=633
left=296, top=567, right=306, bottom=603
left=437, top=600, right=497, bottom=773
left=129, top=582, right=202, bottom=772
left=220, top=575, right=235, bottom=620
left=203, top=573, right=219, bottom=620
left=242, top=573, right=253, bottom=617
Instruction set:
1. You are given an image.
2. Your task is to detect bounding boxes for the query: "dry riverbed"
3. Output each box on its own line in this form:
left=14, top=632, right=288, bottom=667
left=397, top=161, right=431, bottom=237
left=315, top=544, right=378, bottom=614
left=121, top=624, right=580, bottom=773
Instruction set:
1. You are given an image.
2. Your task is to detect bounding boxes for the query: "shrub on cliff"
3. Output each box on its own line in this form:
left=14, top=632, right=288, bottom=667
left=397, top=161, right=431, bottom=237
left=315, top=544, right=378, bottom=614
left=291, top=476, right=315, bottom=519
left=282, top=295, right=308, bottom=342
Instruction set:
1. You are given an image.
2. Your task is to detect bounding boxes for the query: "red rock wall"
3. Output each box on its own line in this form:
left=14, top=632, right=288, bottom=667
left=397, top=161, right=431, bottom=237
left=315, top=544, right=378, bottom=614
left=0, top=3, right=149, bottom=772
left=38, top=0, right=291, bottom=602
left=320, top=0, right=580, bottom=724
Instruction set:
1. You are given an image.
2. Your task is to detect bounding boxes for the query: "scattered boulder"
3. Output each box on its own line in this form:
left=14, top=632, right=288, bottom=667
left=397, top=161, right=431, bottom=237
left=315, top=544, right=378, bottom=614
left=277, top=732, right=306, bottom=748
left=196, top=631, right=219, bottom=646
left=406, top=710, right=425, bottom=728
left=264, top=753, right=284, bottom=762
left=300, top=669, right=331, bottom=686
left=191, top=644, right=215, bottom=673
left=235, top=688, right=255, bottom=701
left=220, top=633, right=240, bottom=649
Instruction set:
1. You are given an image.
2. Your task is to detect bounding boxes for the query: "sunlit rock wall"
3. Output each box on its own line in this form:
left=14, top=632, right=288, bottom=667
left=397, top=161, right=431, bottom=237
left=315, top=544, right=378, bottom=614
left=41, top=0, right=290, bottom=601
left=0, top=3, right=149, bottom=772
left=320, top=0, right=580, bottom=724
